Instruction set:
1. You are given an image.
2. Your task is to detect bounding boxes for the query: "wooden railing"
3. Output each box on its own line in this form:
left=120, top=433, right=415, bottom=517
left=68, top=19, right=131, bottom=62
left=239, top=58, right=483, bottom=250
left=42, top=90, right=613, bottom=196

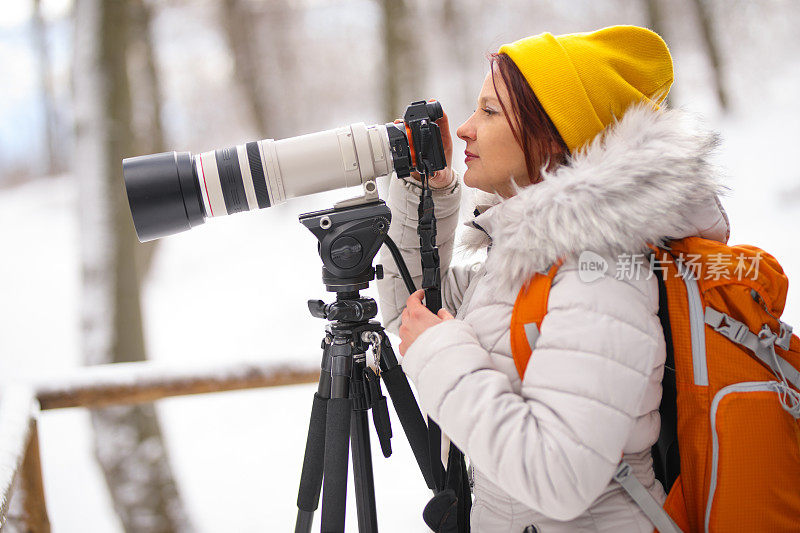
left=0, top=360, right=319, bottom=532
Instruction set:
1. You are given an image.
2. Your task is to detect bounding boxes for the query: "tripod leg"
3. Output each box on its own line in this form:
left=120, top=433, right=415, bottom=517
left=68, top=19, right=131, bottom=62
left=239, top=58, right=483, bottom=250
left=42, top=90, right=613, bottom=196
left=321, top=397, right=352, bottom=532
left=295, top=393, right=329, bottom=532
left=377, top=332, right=436, bottom=490
left=351, top=363, right=378, bottom=533
left=321, top=336, right=353, bottom=533
left=296, top=339, right=333, bottom=533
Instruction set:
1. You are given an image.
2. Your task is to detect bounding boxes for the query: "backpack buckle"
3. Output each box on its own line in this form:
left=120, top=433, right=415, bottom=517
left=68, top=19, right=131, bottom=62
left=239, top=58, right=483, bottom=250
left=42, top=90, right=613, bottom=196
left=721, top=315, right=749, bottom=344
left=705, top=308, right=748, bottom=343
left=613, top=461, right=632, bottom=482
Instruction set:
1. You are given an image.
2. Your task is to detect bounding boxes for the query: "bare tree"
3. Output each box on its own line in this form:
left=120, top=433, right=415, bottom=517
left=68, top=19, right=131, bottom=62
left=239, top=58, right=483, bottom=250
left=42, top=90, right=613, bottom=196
left=643, top=0, right=675, bottom=107
left=690, top=0, right=729, bottom=110
left=128, top=0, right=164, bottom=281
left=380, top=0, right=426, bottom=120
left=72, top=0, right=192, bottom=531
left=129, top=0, right=166, bottom=157
left=32, top=0, right=59, bottom=175
left=221, top=0, right=272, bottom=135
left=442, top=0, right=473, bottom=110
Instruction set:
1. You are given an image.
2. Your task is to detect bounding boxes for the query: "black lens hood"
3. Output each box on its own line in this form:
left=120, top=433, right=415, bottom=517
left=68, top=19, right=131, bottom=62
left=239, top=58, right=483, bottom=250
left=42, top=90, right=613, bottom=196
left=123, top=151, right=205, bottom=242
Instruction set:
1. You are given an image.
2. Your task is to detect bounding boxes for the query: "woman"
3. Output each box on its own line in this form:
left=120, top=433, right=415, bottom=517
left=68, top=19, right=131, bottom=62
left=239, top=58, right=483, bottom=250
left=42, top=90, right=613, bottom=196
left=376, top=26, right=729, bottom=532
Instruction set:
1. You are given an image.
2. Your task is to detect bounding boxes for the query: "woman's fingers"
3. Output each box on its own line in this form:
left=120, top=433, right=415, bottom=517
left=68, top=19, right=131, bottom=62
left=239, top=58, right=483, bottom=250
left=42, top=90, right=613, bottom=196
left=399, top=289, right=456, bottom=357
left=396, top=101, right=454, bottom=188
left=436, top=113, right=452, bottom=152
left=428, top=98, right=453, bottom=164
left=405, top=290, right=425, bottom=317
left=408, top=289, right=425, bottom=305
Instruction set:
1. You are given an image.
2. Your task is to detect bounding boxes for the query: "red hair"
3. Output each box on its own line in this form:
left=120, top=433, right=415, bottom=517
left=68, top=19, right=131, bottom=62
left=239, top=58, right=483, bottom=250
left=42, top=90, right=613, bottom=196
left=489, top=53, right=568, bottom=184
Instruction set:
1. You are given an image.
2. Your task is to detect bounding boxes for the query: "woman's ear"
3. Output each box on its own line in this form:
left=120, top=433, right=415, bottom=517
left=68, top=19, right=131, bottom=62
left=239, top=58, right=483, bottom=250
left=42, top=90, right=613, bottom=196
left=547, top=142, right=569, bottom=171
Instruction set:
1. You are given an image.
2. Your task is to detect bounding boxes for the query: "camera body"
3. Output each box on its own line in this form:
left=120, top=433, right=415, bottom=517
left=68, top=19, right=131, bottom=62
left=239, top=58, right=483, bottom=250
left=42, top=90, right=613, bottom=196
left=386, top=100, right=446, bottom=178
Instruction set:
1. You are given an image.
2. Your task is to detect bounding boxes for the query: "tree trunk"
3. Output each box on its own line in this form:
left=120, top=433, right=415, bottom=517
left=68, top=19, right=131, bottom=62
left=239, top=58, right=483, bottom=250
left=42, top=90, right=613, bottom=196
left=220, top=0, right=271, bottom=135
left=129, top=0, right=165, bottom=156
left=380, top=0, right=425, bottom=121
left=643, top=0, right=675, bottom=107
left=128, top=0, right=163, bottom=282
left=72, top=1, right=192, bottom=531
left=690, top=0, right=729, bottom=111
left=32, top=0, right=59, bottom=175
left=442, top=0, right=474, bottom=111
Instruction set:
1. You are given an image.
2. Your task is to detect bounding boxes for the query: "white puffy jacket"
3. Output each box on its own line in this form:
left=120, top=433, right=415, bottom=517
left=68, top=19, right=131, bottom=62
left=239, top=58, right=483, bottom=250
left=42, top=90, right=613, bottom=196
left=376, top=104, right=731, bottom=532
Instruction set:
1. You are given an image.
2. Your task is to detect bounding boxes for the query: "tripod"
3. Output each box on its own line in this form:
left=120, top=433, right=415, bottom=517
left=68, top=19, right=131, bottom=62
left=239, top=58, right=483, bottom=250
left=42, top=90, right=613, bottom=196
left=294, top=200, right=435, bottom=533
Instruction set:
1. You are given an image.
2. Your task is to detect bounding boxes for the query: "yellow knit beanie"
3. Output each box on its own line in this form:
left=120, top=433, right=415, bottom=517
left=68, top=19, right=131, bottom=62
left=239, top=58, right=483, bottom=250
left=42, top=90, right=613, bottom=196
left=498, top=25, right=673, bottom=151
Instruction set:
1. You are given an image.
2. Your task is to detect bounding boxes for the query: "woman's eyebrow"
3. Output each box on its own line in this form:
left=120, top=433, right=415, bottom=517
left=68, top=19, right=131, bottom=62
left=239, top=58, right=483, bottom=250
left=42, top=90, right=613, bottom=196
left=478, top=96, right=500, bottom=106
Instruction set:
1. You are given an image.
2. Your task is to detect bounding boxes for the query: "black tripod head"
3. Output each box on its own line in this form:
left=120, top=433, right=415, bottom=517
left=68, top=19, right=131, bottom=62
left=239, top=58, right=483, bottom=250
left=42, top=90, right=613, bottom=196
left=299, top=200, right=391, bottom=294
left=307, top=297, right=378, bottom=323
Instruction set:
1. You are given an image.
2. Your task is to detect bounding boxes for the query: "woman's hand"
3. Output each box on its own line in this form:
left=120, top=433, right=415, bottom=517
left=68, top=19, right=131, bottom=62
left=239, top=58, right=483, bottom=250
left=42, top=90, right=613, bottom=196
left=398, top=290, right=455, bottom=356
left=429, top=109, right=454, bottom=188
left=396, top=101, right=455, bottom=189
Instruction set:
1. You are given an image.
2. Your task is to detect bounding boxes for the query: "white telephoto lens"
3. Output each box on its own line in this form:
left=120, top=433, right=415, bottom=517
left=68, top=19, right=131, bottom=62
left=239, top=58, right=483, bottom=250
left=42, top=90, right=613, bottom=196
left=194, top=123, right=394, bottom=218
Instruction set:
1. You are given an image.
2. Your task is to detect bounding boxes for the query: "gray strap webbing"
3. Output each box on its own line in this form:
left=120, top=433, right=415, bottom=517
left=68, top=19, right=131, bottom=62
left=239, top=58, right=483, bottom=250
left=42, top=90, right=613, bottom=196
left=524, top=322, right=540, bottom=351
left=704, top=307, right=800, bottom=390
left=776, top=321, right=793, bottom=351
left=613, top=461, right=683, bottom=533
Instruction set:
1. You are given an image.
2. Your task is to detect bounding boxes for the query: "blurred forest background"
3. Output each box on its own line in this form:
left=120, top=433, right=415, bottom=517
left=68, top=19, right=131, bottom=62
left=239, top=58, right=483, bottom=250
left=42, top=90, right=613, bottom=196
left=1, top=0, right=799, bottom=531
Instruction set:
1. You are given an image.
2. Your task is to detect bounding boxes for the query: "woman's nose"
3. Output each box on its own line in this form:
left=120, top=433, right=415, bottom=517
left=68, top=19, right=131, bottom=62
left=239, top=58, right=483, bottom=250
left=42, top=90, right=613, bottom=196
left=457, top=117, right=475, bottom=142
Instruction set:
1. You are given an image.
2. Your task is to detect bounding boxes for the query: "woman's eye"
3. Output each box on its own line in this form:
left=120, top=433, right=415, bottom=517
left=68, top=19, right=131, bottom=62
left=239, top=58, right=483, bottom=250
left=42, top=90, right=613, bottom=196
left=482, top=107, right=496, bottom=116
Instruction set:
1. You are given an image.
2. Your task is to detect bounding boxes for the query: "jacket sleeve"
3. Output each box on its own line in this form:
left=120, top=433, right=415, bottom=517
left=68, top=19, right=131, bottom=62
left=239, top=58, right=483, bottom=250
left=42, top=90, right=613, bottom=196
left=400, top=262, right=665, bottom=520
left=376, top=171, right=480, bottom=336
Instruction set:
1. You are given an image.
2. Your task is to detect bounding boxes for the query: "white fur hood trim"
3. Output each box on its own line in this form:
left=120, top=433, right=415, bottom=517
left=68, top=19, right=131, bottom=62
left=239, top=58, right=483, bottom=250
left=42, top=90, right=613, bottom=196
left=460, top=104, right=731, bottom=288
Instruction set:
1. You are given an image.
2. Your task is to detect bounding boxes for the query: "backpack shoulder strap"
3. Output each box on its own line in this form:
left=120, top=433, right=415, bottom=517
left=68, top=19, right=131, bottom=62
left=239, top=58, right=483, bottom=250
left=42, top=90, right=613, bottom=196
left=652, top=259, right=680, bottom=493
left=510, top=261, right=561, bottom=379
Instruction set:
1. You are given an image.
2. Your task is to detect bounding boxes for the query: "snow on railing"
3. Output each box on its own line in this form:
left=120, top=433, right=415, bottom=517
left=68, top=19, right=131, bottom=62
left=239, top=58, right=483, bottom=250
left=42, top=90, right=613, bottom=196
left=34, top=359, right=319, bottom=410
left=0, top=386, right=48, bottom=532
left=0, top=359, right=319, bottom=531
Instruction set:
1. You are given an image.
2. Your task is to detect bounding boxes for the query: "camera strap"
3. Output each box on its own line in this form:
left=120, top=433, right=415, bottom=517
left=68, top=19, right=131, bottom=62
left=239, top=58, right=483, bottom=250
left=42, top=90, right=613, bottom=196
left=417, top=181, right=471, bottom=533
left=417, top=186, right=442, bottom=311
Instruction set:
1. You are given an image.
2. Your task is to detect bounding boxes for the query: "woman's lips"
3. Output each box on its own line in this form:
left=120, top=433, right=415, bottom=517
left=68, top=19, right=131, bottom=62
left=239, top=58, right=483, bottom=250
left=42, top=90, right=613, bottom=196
left=465, top=150, right=478, bottom=163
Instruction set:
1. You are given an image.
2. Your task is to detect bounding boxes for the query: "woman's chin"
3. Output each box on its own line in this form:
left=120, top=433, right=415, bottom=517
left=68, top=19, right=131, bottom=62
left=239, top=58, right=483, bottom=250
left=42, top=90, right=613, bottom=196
left=463, top=174, right=491, bottom=195
left=462, top=169, right=478, bottom=189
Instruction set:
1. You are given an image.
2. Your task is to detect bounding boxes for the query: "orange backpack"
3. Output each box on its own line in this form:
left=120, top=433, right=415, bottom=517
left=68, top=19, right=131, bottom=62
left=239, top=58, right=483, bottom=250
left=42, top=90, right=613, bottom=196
left=509, top=236, right=800, bottom=532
